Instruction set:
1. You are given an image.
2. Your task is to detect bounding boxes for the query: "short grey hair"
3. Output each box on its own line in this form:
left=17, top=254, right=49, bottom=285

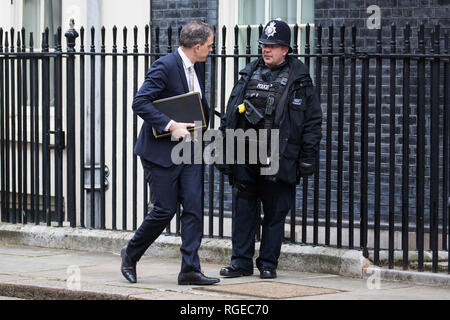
left=179, top=20, right=214, bottom=48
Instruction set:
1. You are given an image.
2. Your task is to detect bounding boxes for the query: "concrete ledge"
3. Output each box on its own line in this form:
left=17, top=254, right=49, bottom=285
left=1, top=224, right=370, bottom=278
left=363, top=267, right=450, bottom=287
left=279, top=243, right=370, bottom=278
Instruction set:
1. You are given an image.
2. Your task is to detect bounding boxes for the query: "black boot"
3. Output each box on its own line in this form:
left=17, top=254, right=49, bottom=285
left=259, top=268, right=277, bottom=279
left=220, top=265, right=253, bottom=278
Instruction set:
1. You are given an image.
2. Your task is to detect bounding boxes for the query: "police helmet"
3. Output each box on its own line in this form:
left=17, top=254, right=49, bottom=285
left=259, top=19, right=293, bottom=53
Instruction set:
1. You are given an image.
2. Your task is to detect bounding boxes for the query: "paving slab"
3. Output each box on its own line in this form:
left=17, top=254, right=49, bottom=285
left=0, top=243, right=449, bottom=300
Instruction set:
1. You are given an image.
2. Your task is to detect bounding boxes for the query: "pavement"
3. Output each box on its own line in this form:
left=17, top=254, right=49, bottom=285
left=0, top=243, right=449, bottom=301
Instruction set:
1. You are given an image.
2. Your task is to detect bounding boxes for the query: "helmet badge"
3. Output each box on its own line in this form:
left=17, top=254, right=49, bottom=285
left=265, top=21, right=277, bottom=38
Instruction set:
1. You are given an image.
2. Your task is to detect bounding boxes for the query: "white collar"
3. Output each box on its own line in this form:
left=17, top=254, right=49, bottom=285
left=178, top=47, right=194, bottom=69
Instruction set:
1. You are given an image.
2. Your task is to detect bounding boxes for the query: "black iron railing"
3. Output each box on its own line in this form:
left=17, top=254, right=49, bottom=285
left=0, top=22, right=449, bottom=273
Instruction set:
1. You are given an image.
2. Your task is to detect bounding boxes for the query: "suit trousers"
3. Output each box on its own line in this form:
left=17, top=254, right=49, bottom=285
left=126, top=158, right=203, bottom=273
left=231, top=164, right=295, bottom=272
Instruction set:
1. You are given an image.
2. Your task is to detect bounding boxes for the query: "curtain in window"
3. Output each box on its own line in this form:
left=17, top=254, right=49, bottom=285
left=300, top=0, right=314, bottom=23
left=238, top=0, right=301, bottom=25
left=44, top=0, right=61, bottom=48
left=23, top=0, right=61, bottom=48
left=23, top=0, right=41, bottom=46
left=299, top=0, right=314, bottom=57
left=269, top=0, right=297, bottom=24
left=237, top=0, right=265, bottom=64
left=23, top=0, right=61, bottom=105
left=238, top=0, right=265, bottom=25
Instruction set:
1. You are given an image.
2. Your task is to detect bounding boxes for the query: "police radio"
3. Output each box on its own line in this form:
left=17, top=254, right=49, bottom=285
left=237, top=99, right=264, bottom=126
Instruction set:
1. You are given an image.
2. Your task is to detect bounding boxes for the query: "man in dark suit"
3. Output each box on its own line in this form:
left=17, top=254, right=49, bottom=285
left=120, top=20, right=219, bottom=285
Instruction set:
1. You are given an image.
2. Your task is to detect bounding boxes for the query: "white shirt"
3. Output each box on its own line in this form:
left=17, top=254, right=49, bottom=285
left=164, top=47, right=202, bottom=132
left=177, top=47, right=202, bottom=97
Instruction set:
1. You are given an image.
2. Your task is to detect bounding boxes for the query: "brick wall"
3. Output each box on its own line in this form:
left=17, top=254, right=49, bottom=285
left=151, top=0, right=218, bottom=48
left=312, top=0, right=450, bottom=230
left=314, top=0, right=450, bottom=56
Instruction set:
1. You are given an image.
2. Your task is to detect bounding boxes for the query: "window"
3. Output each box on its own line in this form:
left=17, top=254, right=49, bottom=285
left=23, top=0, right=61, bottom=106
left=235, top=0, right=314, bottom=68
left=23, top=0, right=41, bottom=44
left=43, top=0, right=61, bottom=48
left=23, top=0, right=61, bottom=49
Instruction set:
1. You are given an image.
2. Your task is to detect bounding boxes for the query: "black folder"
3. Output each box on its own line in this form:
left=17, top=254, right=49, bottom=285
left=152, top=92, right=207, bottom=138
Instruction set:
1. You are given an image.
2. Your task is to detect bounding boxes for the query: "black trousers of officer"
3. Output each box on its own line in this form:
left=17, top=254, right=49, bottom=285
left=126, top=158, right=203, bottom=273
left=231, top=164, right=295, bottom=272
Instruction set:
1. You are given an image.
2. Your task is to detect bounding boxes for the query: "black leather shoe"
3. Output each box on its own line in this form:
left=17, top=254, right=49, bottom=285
left=260, top=268, right=277, bottom=279
left=220, top=265, right=253, bottom=278
left=120, top=246, right=137, bottom=283
left=178, top=271, right=220, bottom=285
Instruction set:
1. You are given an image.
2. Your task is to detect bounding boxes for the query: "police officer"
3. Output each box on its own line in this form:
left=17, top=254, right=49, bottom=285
left=217, top=19, right=322, bottom=279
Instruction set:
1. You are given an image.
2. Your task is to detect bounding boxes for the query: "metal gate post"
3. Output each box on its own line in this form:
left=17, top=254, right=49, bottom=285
left=65, top=20, right=78, bottom=228
left=86, top=2, right=101, bottom=229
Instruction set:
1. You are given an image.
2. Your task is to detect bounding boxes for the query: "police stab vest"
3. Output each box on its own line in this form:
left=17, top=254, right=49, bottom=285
left=238, top=61, right=290, bottom=131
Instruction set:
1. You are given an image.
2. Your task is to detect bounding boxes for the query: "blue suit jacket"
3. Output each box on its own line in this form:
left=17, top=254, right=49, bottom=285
left=133, top=50, right=210, bottom=167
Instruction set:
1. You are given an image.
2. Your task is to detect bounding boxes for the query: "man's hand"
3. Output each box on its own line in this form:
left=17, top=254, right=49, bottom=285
left=169, top=121, right=195, bottom=140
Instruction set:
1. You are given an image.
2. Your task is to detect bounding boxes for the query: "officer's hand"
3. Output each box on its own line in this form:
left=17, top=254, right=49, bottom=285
left=298, top=161, right=314, bottom=177
left=169, top=121, right=194, bottom=140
